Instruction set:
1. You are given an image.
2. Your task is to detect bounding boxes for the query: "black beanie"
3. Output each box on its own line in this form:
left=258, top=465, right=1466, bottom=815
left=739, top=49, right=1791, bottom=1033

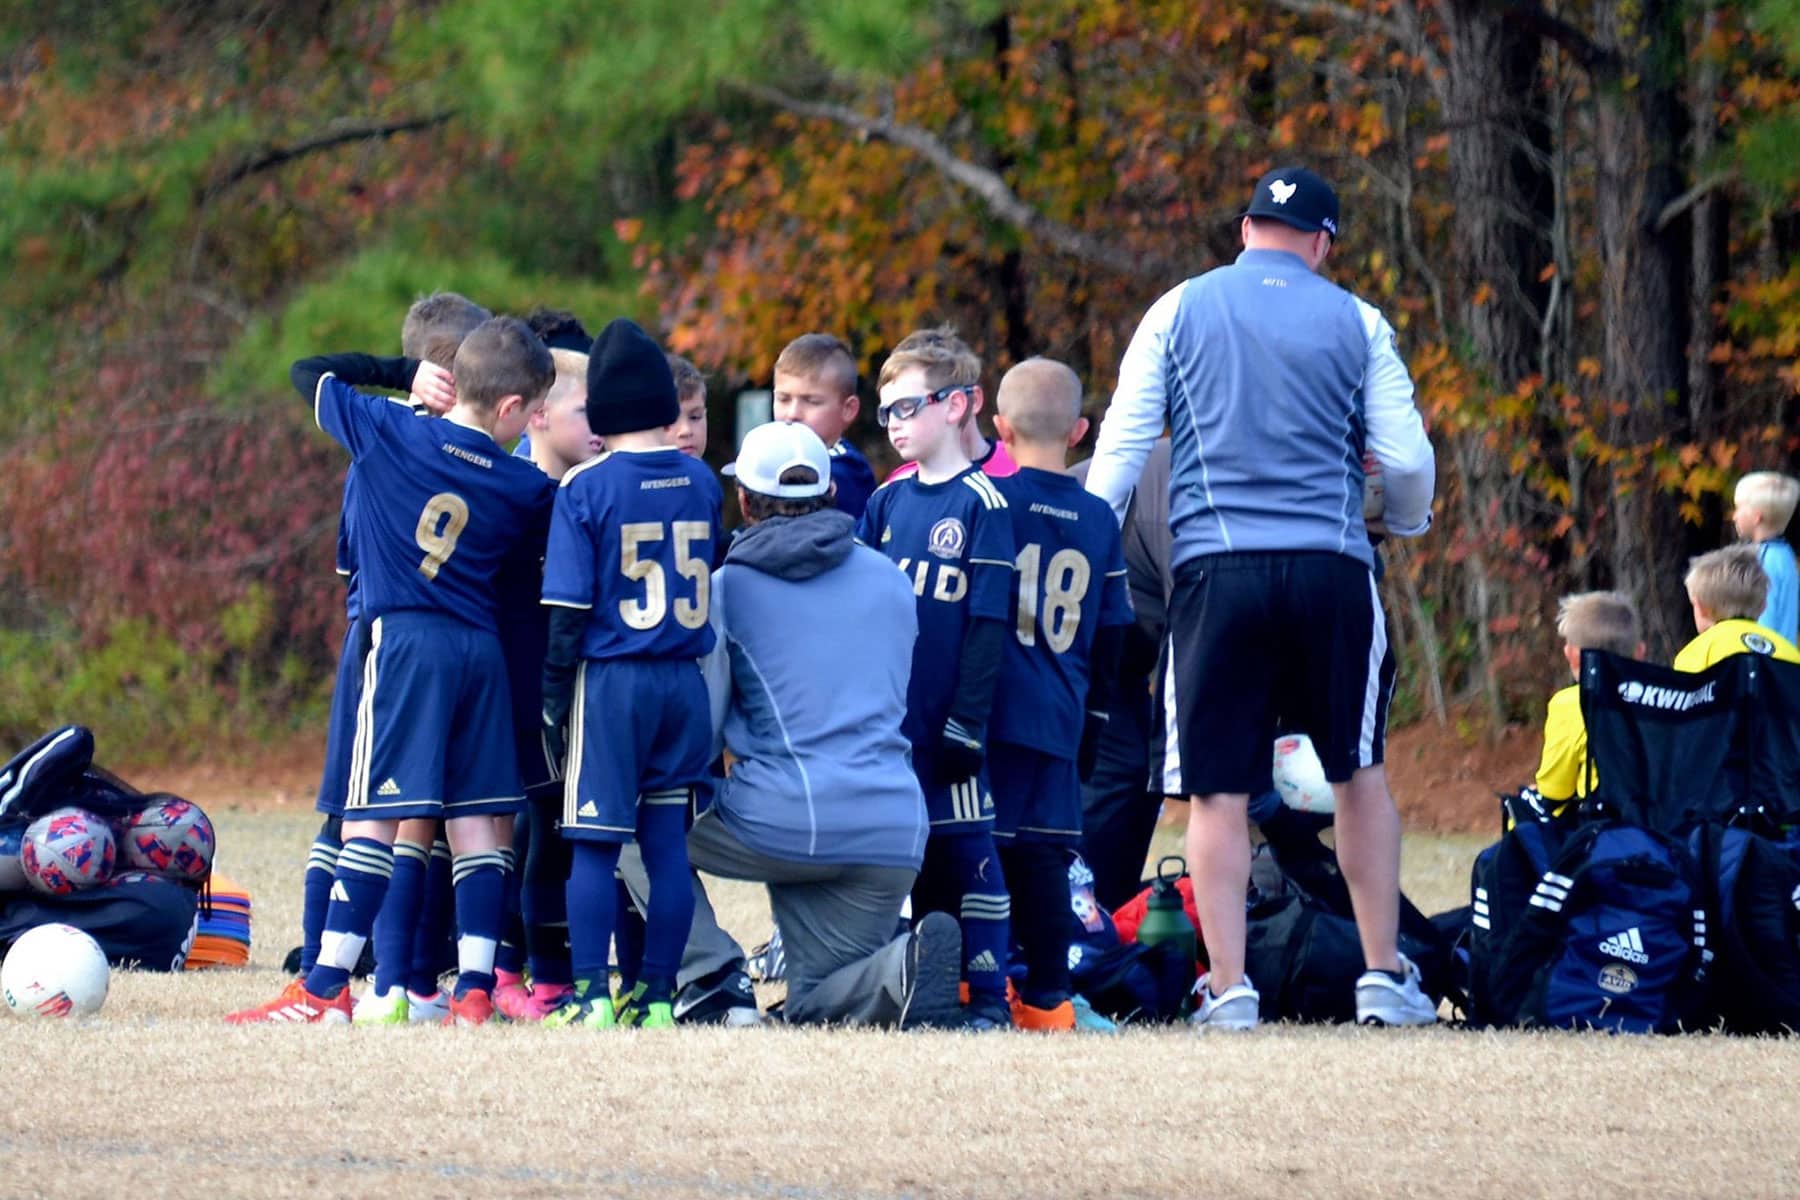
left=585, top=318, right=679, bottom=436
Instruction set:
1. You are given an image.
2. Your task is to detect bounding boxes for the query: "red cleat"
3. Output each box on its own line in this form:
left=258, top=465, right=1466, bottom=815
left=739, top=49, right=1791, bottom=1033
left=444, top=987, right=495, bottom=1027
left=224, top=979, right=352, bottom=1026
left=496, top=980, right=573, bottom=1022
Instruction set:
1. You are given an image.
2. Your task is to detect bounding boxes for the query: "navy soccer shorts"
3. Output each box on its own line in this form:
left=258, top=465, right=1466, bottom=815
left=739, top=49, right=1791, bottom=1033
left=314, top=617, right=367, bottom=817
left=989, top=742, right=1081, bottom=845
left=342, top=611, right=523, bottom=821
left=1166, top=551, right=1394, bottom=796
left=562, top=658, right=710, bottom=843
left=911, top=751, right=996, bottom=833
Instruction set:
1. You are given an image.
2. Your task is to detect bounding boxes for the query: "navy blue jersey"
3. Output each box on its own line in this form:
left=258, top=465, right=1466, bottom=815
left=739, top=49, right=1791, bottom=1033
left=314, top=375, right=556, bottom=629
left=542, top=448, right=723, bottom=661
left=829, top=440, right=877, bottom=519
left=989, top=468, right=1133, bottom=758
left=856, top=467, right=1016, bottom=744
left=337, top=400, right=434, bottom=623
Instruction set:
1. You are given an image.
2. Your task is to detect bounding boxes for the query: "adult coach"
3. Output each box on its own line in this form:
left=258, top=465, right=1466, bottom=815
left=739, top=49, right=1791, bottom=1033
left=1085, top=166, right=1437, bottom=1029
left=689, top=421, right=963, bottom=1027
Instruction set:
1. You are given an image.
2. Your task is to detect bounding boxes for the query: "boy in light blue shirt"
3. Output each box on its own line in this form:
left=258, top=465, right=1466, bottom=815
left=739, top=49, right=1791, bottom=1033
left=1734, top=471, right=1800, bottom=643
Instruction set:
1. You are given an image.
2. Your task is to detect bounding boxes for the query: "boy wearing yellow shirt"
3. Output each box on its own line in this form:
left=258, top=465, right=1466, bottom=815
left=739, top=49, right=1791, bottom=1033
left=1535, top=591, right=1644, bottom=811
left=1674, top=544, right=1800, bottom=672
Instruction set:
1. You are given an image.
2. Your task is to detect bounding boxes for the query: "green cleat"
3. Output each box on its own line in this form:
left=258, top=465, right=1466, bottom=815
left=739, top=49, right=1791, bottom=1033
left=614, top=981, right=649, bottom=1027
left=637, top=1000, right=675, bottom=1029
left=542, top=995, right=616, bottom=1030
left=352, top=986, right=409, bottom=1026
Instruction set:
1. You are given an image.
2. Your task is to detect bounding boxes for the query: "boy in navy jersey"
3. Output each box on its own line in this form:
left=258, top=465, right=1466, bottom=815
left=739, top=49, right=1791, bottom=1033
left=491, top=347, right=605, bottom=1021
left=298, top=293, right=488, bottom=995
left=540, top=319, right=722, bottom=1030
left=229, top=317, right=557, bottom=1026
left=855, top=327, right=1015, bottom=1026
left=773, top=334, right=875, bottom=519
left=989, top=359, right=1132, bottom=1031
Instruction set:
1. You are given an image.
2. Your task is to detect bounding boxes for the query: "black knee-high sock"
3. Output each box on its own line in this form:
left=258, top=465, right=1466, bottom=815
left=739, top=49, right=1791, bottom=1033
left=1000, top=841, right=1074, bottom=1008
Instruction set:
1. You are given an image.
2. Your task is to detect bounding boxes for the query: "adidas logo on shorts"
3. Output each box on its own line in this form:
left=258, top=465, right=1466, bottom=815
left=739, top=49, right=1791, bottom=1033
left=377, top=778, right=401, bottom=797
left=1598, top=926, right=1650, bottom=965
left=577, top=800, right=599, bottom=818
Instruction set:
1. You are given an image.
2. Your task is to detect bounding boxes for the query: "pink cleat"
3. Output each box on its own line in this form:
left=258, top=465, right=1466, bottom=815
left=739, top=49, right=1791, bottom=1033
left=496, top=980, right=574, bottom=1022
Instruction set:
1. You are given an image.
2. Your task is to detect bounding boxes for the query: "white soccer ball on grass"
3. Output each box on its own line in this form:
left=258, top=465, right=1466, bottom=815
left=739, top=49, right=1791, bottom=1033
left=2, top=922, right=110, bottom=1018
left=1272, top=734, right=1335, bottom=815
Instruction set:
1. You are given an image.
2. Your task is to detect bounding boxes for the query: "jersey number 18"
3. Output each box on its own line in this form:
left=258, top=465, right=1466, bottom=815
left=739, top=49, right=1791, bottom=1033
left=1014, top=543, right=1090, bottom=654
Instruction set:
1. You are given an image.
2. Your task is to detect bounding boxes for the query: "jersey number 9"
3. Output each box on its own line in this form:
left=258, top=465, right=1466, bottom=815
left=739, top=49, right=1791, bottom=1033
left=619, top=521, right=711, bottom=631
left=415, top=492, right=470, bottom=582
left=1015, top=543, right=1090, bottom=654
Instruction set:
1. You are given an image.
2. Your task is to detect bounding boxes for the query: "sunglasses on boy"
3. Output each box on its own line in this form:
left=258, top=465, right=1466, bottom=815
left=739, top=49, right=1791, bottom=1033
left=877, top=384, right=970, bottom=428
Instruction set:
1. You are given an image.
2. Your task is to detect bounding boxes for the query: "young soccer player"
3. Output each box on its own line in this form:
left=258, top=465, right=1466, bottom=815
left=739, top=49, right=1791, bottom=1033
left=228, top=317, right=557, bottom=1026
left=1675, top=544, right=1800, bottom=671
left=1532, top=591, right=1643, bottom=818
left=883, top=327, right=1018, bottom=486
left=987, top=359, right=1132, bottom=1031
left=539, top=318, right=722, bottom=1030
left=855, top=327, right=1016, bottom=1027
left=772, top=333, right=876, bottom=518
left=666, top=353, right=709, bottom=460
left=298, top=292, right=488, bottom=996
left=1733, top=471, right=1800, bottom=643
left=493, top=348, right=604, bottom=1021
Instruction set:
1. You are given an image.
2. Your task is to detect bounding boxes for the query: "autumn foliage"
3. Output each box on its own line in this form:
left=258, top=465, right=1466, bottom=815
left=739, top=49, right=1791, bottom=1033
left=0, top=1, right=1795, bottom=756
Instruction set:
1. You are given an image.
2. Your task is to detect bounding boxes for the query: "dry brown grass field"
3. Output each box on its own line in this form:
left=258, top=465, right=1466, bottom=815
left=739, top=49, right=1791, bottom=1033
left=4, top=807, right=1799, bottom=1199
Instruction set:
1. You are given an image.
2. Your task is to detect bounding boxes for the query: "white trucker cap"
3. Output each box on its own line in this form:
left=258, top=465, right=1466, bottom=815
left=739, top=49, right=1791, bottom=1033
left=722, top=420, right=832, bottom=498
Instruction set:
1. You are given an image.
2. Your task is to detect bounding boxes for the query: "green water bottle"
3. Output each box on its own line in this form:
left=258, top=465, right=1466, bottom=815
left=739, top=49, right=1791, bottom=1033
left=1136, top=855, right=1198, bottom=983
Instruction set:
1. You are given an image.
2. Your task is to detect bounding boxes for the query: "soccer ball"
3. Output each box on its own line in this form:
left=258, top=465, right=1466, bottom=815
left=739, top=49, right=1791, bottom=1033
left=0, top=825, right=25, bottom=892
left=21, top=807, right=115, bottom=895
left=120, top=797, right=215, bottom=881
left=1271, top=735, right=1335, bottom=815
left=2, top=923, right=109, bottom=1018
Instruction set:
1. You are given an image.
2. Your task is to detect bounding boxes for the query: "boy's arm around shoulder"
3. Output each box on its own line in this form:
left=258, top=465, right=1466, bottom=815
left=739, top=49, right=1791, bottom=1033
left=293, top=352, right=423, bottom=457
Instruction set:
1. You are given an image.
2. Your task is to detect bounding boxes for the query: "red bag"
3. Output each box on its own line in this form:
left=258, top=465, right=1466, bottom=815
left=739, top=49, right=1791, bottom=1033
left=1112, top=874, right=1202, bottom=943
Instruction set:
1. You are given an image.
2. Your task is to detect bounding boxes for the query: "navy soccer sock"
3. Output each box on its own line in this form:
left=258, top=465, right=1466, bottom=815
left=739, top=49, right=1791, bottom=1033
left=450, top=849, right=507, bottom=999
left=494, top=844, right=526, bottom=977
left=635, top=798, right=695, bottom=1006
left=299, top=817, right=341, bottom=975
left=998, top=841, right=1073, bottom=1008
left=407, top=838, right=454, bottom=996
left=371, top=839, right=428, bottom=995
left=520, top=794, right=572, bottom=986
left=305, top=837, right=394, bottom=999
left=566, top=840, right=622, bottom=1004
left=612, top=878, right=645, bottom=996
left=924, top=831, right=1011, bottom=1011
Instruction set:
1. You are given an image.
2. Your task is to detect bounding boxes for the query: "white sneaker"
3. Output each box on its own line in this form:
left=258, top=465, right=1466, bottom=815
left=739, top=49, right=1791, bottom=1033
left=352, top=985, right=408, bottom=1025
left=1187, top=973, right=1260, bottom=1031
left=1355, top=954, right=1438, bottom=1027
left=406, top=989, right=449, bottom=1023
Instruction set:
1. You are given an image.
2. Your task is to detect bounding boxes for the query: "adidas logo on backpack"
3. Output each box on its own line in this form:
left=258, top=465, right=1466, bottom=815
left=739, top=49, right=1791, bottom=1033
left=1597, top=926, right=1650, bottom=965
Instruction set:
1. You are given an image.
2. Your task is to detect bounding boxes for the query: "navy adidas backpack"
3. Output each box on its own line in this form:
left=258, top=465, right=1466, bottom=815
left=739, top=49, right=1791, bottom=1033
left=1471, top=817, right=1707, bottom=1033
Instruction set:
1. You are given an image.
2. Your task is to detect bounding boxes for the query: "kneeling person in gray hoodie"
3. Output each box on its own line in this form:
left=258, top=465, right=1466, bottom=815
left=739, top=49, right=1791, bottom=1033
left=697, top=421, right=964, bottom=1026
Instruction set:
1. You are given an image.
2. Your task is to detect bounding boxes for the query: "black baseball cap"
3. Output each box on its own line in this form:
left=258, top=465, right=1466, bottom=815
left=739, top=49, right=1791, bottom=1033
left=1244, top=166, right=1340, bottom=239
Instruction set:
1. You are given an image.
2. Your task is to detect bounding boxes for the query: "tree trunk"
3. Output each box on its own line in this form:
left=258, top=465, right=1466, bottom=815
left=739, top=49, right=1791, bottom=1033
left=1593, top=0, right=1691, bottom=658
left=1442, top=0, right=1552, bottom=384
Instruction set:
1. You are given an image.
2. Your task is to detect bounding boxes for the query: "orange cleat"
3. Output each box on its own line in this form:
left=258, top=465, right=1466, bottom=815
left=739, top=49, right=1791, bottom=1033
left=1013, top=999, right=1077, bottom=1032
left=224, top=979, right=352, bottom=1026
left=443, top=988, right=495, bottom=1027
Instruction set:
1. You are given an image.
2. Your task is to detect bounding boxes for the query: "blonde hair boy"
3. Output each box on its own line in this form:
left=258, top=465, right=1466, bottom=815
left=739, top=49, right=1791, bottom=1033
left=1674, top=544, right=1800, bottom=672
left=1535, top=591, right=1644, bottom=809
left=1732, top=471, right=1800, bottom=643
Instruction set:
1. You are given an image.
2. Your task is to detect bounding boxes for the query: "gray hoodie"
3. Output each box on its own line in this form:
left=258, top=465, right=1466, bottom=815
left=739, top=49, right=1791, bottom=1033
left=702, top=509, right=928, bottom=868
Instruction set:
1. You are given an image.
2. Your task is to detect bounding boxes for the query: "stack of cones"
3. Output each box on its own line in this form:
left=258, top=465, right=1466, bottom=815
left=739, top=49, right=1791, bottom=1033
left=184, top=869, right=251, bottom=970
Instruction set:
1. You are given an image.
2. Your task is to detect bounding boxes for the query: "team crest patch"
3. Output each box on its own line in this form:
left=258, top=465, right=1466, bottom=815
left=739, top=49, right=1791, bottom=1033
left=928, top=518, right=967, bottom=560
left=1742, top=631, right=1776, bottom=656
left=1597, top=964, right=1638, bottom=995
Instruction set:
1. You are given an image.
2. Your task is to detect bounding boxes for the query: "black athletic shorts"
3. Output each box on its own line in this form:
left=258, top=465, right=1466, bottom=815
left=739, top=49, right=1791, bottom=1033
left=1165, top=551, right=1394, bottom=796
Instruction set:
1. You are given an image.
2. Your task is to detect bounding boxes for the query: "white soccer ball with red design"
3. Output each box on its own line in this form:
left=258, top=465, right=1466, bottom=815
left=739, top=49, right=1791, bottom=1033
left=1272, top=734, right=1335, bottom=814
left=2, top=923, right=110, bottom=1018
